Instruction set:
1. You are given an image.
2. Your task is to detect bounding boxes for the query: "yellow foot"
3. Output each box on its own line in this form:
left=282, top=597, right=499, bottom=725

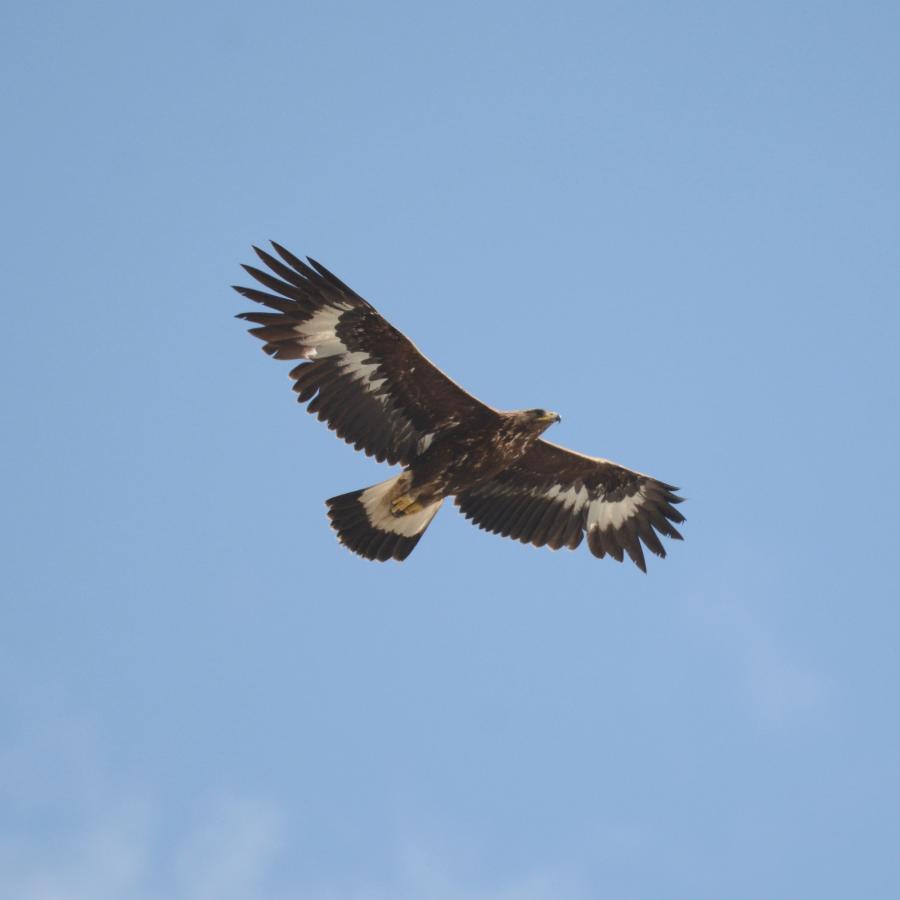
left=390, top=495, right=424, bottom=516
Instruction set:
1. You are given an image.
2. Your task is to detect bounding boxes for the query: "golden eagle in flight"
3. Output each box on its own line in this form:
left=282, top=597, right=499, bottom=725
left=234, top=244, right=685, bottom=570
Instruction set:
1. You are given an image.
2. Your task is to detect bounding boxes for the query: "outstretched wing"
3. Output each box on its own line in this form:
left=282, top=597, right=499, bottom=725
left=234, top=243, right=498, bottom=466
left=455, top=439, right=684, bottom=571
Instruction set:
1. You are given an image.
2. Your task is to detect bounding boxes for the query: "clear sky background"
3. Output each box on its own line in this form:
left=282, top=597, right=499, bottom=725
left=2, top=1, right=899, bottom=897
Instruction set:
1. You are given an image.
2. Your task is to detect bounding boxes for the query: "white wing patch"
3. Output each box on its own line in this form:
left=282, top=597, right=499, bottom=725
left=292, top=307, right=389, bottom=399
left=586, top=489, right=643, bottom=532
left=294, top=304, right=351, bottom=359
left=546, top=482, right=590, bottom=512
left=340, top=351, right=386, bottom=391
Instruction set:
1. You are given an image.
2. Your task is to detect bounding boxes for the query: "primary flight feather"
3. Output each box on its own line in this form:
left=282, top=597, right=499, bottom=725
left=234, top=243, right=685, bottom=570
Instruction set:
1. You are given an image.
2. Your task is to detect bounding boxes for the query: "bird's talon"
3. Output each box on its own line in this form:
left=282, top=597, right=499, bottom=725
left=391, top=495, right=423, bottom=516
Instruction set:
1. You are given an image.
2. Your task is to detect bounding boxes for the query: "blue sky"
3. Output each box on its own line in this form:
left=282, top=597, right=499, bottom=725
left=2, top=1, right=899, bottom=897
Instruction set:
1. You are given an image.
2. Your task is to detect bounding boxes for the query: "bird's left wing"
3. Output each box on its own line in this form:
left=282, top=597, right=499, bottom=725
left=455, top=439, right=684, bottom=571
left=234, top=244, right=499, bottom=466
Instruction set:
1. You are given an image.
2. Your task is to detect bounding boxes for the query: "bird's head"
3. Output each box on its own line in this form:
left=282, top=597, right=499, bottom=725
left=523, top=408, right=562, bottom=433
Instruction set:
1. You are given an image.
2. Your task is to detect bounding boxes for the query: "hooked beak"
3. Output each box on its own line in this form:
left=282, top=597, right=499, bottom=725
left=541, top=411, right=562, bottom=425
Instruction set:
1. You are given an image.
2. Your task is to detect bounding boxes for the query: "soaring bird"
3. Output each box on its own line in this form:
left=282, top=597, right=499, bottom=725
left=234, top=244, right=684, bottom=569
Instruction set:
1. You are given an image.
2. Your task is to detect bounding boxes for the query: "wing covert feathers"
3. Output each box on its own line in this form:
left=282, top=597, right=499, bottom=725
left=455, top=440, right=684, bottom=572
left=234, top=243, right=497, bottom=466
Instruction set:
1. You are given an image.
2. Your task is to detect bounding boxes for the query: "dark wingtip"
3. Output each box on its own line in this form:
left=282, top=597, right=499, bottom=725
left=270, top=241, right=304, bottom=267
left=250, top=245, right=272, bottom=268
left=306, top=256, right=336, bottom=281
left=307, top=256, right=364, bottom=299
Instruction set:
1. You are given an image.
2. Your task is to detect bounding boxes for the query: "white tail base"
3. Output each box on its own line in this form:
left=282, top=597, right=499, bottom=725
left=360, top=475, right=442, bottom=537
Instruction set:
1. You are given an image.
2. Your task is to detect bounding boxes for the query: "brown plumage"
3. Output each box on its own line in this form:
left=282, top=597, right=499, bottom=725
left=234, top=243, right=685, bottom=569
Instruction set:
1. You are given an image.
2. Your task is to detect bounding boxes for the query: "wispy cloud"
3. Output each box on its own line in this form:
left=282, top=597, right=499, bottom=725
left=172, top=795, right=284, bottom=900
left=742, top=629, right=825, bottom=723
left=686, top=555, right=829, bottom=724
left=303, top=843, right=584, bottom=900
left=0, top=718, right=581, bottom=900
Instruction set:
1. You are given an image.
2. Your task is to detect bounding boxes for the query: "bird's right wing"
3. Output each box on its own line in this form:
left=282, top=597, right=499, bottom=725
left=234, top=244, right=499, bottom=466
left=455, top=439, right=684, bottom=571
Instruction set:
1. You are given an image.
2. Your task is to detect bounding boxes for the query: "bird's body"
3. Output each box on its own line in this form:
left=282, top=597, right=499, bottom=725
left=234, top=244, right=685, bottom=569
left=395, top=409, right=560, bottom=510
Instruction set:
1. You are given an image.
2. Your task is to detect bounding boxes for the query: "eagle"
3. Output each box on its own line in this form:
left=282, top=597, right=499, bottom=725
left=234, top=243, right=684, bottom=570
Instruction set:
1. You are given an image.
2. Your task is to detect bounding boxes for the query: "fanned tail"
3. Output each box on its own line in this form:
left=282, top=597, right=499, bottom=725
left=326, top=474, right=442, bottom=562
